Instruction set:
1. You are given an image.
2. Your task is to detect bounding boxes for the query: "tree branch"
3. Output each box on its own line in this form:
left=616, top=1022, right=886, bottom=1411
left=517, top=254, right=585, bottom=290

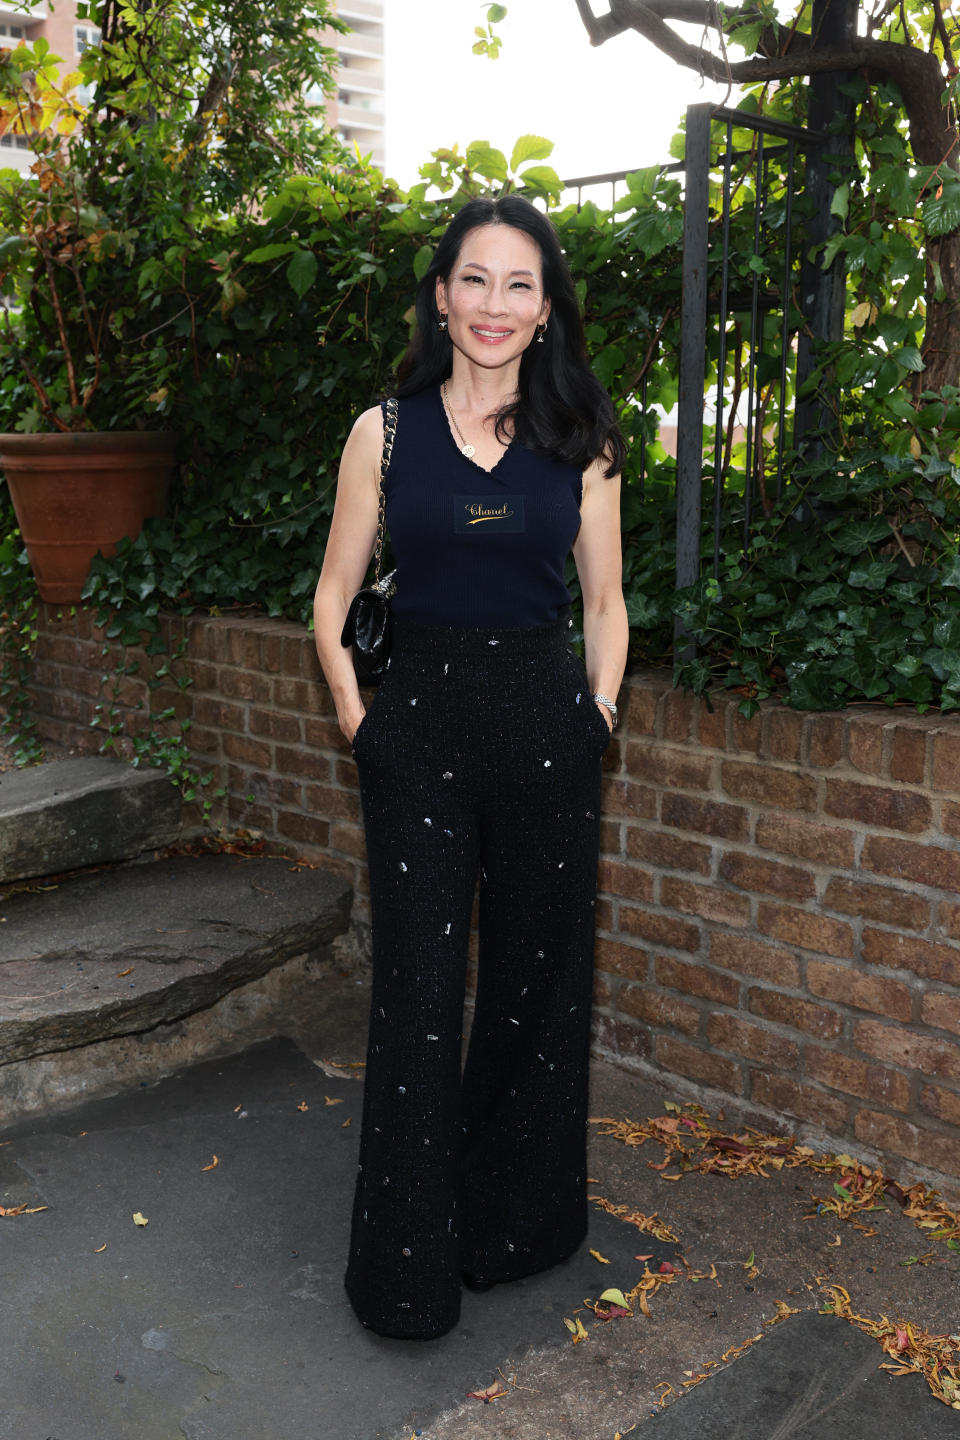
left=573, top=0, right=633, bottom=46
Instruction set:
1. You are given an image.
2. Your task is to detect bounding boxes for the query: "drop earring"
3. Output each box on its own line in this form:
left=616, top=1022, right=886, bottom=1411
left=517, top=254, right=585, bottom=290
left=437, top=312, right=448, bottom=332
left=536, top=321, right=547, bottom=344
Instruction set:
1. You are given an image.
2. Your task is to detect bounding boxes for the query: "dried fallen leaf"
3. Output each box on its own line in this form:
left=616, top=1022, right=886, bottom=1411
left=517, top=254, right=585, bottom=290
left=201, top=1155, right=219, bottom=1171
left=95, top=1243, right=107, bottom=1253
left=466, top=1380, right=508, bottom=1403
left=589, top=1248, right=610, bottom=1264
left=827, top=1234, right=842, bottom=1247
left=341, top=1118, right=351, bottom=1128
left=324, top=1096, right=344, bottom=1107
left=297, top=1102, right=309, bottom=1113
left=133, top=1212, right=149, bottom=1227
left=117, top=967, right=133, bottom=977
left=563, top=1315, right=589, bottom=1343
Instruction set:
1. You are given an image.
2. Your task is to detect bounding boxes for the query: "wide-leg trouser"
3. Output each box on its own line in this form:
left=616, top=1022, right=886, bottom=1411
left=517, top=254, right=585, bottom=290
left=344, top=615, right=610, bottom=1340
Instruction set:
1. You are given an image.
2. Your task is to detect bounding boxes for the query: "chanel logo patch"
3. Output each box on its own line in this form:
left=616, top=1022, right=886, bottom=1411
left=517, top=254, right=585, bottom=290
left=454, top=496, right=526, bottom=534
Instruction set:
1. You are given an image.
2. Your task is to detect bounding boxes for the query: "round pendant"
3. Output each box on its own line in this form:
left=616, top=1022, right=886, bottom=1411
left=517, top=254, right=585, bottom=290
left=461, top=444, right=476, bottom=458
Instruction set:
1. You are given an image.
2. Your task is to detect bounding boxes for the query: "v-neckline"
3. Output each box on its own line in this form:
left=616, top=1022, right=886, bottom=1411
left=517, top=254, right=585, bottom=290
left=436, top=385, right=513, bottom=478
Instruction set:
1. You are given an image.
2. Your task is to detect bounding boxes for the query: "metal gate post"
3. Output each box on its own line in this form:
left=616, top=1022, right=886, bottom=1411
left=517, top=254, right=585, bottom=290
left=674, top=103, right=714, bottom=654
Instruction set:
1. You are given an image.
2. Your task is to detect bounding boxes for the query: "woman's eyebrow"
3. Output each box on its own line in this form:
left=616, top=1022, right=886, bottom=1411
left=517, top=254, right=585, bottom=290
left=459, top=261, right=537, bottom=278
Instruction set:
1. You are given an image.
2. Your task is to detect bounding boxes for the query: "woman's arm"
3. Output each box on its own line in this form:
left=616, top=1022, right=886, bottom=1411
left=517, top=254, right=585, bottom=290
left=572, top=456, right=628, bottom=731
left=313, top=404, right=384, bottom=743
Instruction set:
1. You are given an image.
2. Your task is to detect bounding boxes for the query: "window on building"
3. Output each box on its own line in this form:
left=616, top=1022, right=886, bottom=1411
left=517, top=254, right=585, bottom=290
left=0, top=134, right=31, bottom=150
left=0, top=23, right=25, bottom=40
left=75, top=25, right=102, bottom=54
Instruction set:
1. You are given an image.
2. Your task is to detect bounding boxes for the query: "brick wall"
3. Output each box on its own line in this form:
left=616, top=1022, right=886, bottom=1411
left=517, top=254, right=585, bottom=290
left=26, top=604, right=960, bottom=1193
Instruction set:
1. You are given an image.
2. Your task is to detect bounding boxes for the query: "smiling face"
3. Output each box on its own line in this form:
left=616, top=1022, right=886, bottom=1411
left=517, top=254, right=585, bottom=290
left=436, top=223, right=551, bottom=374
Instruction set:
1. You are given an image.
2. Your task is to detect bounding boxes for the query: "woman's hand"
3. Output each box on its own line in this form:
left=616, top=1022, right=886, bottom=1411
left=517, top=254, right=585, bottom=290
left=595, top=700, right=614, bottom=733
left=342, top=705, right=367, bottom=745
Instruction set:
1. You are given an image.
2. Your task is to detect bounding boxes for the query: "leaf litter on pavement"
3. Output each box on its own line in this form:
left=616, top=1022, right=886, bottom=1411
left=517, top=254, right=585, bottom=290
left=569, top=1103, right=960, bottom=1411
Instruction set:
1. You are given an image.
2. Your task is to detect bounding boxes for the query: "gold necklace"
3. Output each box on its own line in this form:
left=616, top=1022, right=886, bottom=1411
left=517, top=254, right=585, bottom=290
left=441, top=382, right=476, bottom=459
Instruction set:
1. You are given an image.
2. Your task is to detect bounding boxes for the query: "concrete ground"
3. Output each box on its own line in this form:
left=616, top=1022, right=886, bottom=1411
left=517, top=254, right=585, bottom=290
left=0, top=975, right=957, bottom=1440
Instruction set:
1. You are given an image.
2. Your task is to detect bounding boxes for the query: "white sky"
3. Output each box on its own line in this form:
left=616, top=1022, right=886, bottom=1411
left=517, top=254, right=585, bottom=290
left=384, top=0, right=732, bottom=189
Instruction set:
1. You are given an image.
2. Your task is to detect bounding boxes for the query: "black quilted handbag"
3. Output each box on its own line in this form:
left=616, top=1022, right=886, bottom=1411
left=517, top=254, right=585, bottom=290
left=340, top=397, right=398, bottom=684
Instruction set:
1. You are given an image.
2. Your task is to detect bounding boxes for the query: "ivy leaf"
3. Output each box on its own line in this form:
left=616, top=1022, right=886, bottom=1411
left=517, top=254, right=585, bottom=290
left=923, top=181, right=960, bottom=238
left=286, top=249, right=318, bottom=298
left=465, top=140, right=508, bottom=181
left=245, top=242, right=299, bottom=264
left=517, top=165, right=563, bottom=200
left=510, top=134, right=553, bottom=171
left=413, top=243, right=433, bottom=283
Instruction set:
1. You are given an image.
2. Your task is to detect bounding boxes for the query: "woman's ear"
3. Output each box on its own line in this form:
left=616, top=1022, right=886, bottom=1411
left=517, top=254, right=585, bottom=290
left=435, top=276, right=448, bottom=317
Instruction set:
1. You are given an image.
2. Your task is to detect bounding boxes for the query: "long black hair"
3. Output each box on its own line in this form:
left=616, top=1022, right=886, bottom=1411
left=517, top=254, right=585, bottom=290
left=396, top=195, right=625, bottom=477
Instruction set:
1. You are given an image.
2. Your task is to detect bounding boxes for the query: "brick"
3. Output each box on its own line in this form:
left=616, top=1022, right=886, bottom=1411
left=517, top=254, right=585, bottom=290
left=707, top=1013, right=800, bottom=1069
left=274, top=745, right=331, bottom=781
left=185, top=659, right=219, bottom=692
left=655, top=1035, right=743, bottom=1094
left=655, top=955, right=740, bottom=1006
left=719, top=852, right=815, bottom=901
left=754, top=815, right=855, bottom=868
left=805, top=1048, right=911, bottom=1111
left=806, top=959, right=913, bottom=1022
left=626, top=743, right=713, bottom=792
left=853, top=1019, right=960, bottom=1081
left=748, top=989, right=842, bottom=1040
left=757, top=903, right=853, bottom=959
left=185, top=725, right=220, bottom=757
left=248, top=707, right=302, bottom=743
left=258, top=632, right=285, bottom=674
left=620, top=905, right=700, bottom=952
left=593, top=970, right=615, bottom=1007
left=273, top=677, right=322, bottom=714
left=661, top=876, right=751, bottom=928
left=626, top=827, right=712, bottom=875
left=222, top=733, right=272, bottom=768
left=599, top=819, right=622, bottom=857
left=658, top=688, right=694, bottom=742
left=284, top=635, right=310, bottom=678
left=920, top=991, right=960, bottom=1037
left=601, top=778, right=658, bottom=819
left=764, top=708, right=804, bottom=765
left=888, top=724, right=927, bottom=785
left=721, top=760, right=817, bottom=812
left=594, top=937, right=648, bottom=982
left=824, top=878, right=929, bottom=933
left=806, top=713, right=846, bottom=769
left=863, top=834, right=960, bottom=891
left=621, top=681, right=658, bottom=736
left=227, top=766, right=302, bottom=809
left=230, top=800, right=274, bottom=832
left=710, top=933, right=801, bottom=987
left=696, top=694, right=729, bottom=750
left=330, top=820, right=367, bottom=861
left=618, top=983, right=700, bottom=1035
left=854, top=1110, right=960, bottom=1178
left=193, top=696, right=246, bottom=733
left=276, top=811, right=331, bottom=848
left=218, top=666, right=272, bottom=704
left=593, top=1013, right=653, bottom=1063
left=731, top=706, right=763, bottom=754
left=596, top=897, right=616, bottom=932
left=848, top=717, right=884, bottom=775
left=862, top=929, right=960, bottom=985
left=661, top=794, right=749, bottom=840
left=751, top=1072, right=848, bottom=1132
left=919, top=1084, right=960, bottom=1128
left=932, top=728, right=960, bottom=794
left=598, top=859, right=655, bottom=903
left=823, top=778, right=931, bottom=834
left=942, top=801, right=960, bottom=841
left=304, top=782, right=361, bottom=822
left=304, top=717, right=351, bottom=752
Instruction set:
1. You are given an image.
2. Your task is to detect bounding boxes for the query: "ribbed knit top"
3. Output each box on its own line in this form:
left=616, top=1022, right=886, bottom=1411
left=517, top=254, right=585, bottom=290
left=382, top=387, right=582, bottom=628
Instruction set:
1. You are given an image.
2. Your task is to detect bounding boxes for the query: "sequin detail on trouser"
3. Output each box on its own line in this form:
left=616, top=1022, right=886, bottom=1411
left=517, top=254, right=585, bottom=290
left=344, top=615, right=611, bottom=1340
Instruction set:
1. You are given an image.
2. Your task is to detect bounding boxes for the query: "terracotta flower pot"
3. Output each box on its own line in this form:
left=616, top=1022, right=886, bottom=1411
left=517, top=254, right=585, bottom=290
left=0, top=430, right=177, bottom=603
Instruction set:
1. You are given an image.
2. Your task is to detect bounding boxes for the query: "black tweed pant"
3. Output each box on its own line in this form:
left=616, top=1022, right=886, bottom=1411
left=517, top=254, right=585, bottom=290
left=345, top=614, right=610, bottom=1339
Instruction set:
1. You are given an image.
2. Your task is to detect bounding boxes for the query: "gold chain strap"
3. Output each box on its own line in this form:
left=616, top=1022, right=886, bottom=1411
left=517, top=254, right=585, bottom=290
left=373, top=396, right=398, bottom=584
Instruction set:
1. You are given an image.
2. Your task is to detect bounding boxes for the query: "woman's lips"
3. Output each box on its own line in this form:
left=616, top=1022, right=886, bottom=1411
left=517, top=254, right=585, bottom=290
left=471, top=326, right=513, bottom=343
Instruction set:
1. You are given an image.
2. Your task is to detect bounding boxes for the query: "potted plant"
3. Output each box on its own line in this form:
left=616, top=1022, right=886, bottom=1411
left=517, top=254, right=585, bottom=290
left=0, top=37, right=180, bottom=603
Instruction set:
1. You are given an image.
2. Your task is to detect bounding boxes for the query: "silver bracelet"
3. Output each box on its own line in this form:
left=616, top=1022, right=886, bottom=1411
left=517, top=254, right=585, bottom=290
left=593, top=693, right=618, bottom=728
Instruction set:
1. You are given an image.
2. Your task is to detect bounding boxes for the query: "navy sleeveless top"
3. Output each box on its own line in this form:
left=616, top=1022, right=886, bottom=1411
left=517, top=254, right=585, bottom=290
left=383, top=387, right=582, bottom=628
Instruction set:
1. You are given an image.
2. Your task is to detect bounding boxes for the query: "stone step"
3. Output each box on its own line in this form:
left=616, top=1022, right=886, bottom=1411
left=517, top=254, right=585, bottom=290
left=0, top=854, right=352, bottom=1068
left=0, top=757, right=182, bottom=884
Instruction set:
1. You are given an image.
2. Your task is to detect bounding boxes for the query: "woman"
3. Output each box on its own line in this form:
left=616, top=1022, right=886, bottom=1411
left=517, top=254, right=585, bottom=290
left=313, top=194, right=628, bottom=1341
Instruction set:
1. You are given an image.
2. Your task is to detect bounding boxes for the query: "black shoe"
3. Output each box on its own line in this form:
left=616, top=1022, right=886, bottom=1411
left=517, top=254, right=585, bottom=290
left=461, top=1271, right=497, bottom=1292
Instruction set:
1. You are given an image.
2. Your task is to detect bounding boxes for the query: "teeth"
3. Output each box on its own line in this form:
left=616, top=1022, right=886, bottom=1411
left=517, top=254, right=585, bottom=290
left=474, top=328, right=509, bottom=337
